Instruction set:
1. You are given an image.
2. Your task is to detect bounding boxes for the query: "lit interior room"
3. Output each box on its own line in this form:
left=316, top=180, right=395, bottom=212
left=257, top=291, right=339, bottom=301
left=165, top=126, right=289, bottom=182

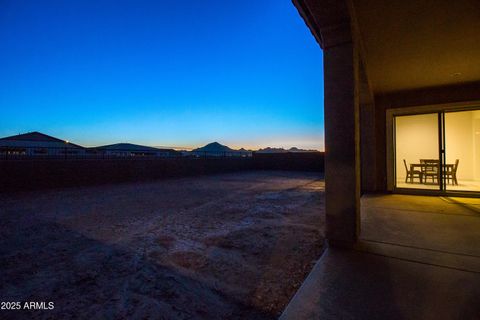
left=395, top=109, right=480, bottom=192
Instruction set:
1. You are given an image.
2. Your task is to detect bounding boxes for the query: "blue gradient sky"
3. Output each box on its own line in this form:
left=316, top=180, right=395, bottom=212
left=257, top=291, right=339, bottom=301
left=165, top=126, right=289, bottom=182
left=0, top=0, right=324, bottom=150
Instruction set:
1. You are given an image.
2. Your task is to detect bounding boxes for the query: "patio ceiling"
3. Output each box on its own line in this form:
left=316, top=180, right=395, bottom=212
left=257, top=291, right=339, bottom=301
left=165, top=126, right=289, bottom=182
left=353, top=0, right=480, bottom=94
left=295, top=0, right=480, bottom=95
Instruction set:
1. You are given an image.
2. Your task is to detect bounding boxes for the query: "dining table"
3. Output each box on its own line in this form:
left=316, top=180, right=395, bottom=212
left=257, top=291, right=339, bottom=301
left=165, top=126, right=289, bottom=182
left=409, top=163, right=455, bottom=184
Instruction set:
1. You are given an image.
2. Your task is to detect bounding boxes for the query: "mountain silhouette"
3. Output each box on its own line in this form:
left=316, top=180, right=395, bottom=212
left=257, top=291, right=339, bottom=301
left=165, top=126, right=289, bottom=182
left=192, top=142, right=233, bottom=152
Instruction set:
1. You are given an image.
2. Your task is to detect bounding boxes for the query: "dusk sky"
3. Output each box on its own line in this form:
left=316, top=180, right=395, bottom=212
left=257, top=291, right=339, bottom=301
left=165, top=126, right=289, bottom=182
left=0, top=0, right=324, bottom=150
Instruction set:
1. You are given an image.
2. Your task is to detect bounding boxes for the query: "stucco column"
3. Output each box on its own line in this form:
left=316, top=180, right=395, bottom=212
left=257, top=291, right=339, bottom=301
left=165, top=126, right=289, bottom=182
left=360, top=102, right=376, bottom=192
left=323, top=38, right=361, bottom=246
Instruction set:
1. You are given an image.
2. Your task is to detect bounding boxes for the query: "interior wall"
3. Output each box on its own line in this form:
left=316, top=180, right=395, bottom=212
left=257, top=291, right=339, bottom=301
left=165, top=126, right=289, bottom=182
left=395, top=113, right=438, bottom=180
left=445, top=111, right=475, bottom=181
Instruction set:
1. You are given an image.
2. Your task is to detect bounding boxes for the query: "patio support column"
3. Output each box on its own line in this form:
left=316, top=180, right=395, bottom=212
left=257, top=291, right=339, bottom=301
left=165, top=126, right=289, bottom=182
left=323, top=25, right=361, bottom=246
left=360, top=102, right=376, bottom=192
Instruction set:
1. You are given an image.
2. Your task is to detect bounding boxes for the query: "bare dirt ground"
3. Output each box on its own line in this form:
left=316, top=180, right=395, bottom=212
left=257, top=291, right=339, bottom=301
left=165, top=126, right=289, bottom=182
left=0, top=171, right=325, bottom=320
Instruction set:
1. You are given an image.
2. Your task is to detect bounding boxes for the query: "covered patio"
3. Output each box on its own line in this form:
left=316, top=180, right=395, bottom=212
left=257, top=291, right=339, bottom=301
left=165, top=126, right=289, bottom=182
left=281, top=194, right=480, bottom=319
left=284, top=0, right=480, bottom=318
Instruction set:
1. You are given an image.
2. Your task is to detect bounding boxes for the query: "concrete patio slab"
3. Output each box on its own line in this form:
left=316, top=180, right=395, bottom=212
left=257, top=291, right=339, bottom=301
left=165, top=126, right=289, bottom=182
left=361, top=195, right=480, bottom=257
left=281, top=194, right=480, bottom=320
left=280, top=248, right=480, bottom=320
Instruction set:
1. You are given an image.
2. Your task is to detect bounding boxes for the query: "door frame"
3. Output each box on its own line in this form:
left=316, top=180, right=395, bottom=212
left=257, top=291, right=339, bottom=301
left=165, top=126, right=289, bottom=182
left=386, top=100, right=480, bottom=197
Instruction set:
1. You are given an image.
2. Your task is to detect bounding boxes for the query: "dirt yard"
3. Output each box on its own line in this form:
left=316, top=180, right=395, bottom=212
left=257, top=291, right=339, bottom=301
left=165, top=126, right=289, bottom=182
left=0, top=171, right=325, bottom=319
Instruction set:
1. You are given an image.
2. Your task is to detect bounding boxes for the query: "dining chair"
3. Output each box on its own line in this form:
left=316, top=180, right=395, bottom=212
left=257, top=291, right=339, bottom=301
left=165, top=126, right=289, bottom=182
left=404, top=159, right=423, bottom=183
left=444, top=159, right=459, bottom=185
left=421, top=159, right=439, bottom=184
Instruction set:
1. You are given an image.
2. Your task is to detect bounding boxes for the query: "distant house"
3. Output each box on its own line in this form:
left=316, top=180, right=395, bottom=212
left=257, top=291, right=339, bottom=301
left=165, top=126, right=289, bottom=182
left=0, top=131, right=85, bottom=156
left=91, top=143, right=179, bottom=158
left=255, top=147, right=319, bottom=154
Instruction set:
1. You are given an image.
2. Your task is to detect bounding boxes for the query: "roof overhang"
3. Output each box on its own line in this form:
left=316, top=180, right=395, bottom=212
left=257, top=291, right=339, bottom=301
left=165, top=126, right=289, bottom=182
left=293, top=0, right=480, bottom=96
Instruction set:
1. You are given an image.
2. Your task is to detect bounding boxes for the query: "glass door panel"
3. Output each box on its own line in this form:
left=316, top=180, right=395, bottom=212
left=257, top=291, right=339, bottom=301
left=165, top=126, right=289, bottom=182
left=444, top=110, right=480, bottom=192
left=395, top=113, right=441, bottom=190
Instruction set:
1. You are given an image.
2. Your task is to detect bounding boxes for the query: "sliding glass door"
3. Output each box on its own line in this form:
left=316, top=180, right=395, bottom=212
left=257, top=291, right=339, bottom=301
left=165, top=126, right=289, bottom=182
left=395, top=113, right=441, bottom=190
left=444, top=110, right=480, bottom=192
left=395, top=109, right=480, bottom=193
